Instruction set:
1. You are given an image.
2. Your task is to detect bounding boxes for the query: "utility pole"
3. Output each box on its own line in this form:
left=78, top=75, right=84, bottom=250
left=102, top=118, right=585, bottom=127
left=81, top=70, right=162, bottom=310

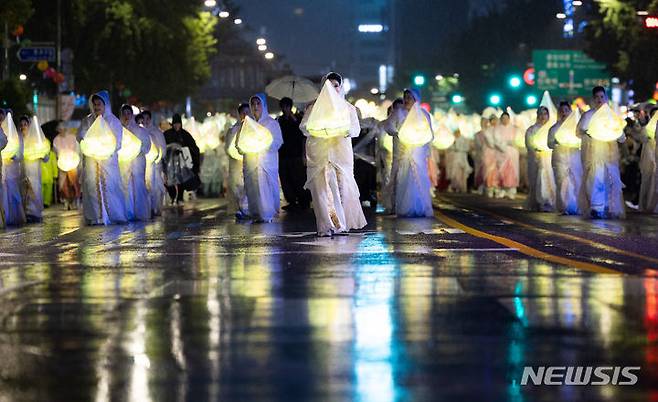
left=56, top=0, right=62, bottom=119
left=3, top=21, right=9, bottom=81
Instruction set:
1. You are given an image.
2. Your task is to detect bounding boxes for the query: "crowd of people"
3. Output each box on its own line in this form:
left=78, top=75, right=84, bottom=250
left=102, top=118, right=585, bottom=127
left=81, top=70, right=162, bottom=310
left=1, top=78, right=656, bottom=235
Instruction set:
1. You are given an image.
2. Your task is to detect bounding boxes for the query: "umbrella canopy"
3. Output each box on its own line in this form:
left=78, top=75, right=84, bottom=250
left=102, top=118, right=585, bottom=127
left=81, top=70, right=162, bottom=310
left=265, top=75, right=318, bottom=103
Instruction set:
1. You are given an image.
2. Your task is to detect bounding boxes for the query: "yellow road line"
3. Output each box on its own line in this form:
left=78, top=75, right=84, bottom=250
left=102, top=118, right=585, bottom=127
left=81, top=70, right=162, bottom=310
left=439, top=195, right=658, bottom=266
left=434, top=210, right=621, bottom=275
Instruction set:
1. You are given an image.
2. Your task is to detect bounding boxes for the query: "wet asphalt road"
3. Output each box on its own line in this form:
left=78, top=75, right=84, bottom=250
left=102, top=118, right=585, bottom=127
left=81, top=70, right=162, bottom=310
left=0, top=195, right=657, bottom=402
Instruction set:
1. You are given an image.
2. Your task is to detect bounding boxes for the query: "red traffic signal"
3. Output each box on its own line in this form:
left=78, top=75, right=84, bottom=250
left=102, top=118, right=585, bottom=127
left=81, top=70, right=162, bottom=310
left=646, top=16, right=658, bottom=28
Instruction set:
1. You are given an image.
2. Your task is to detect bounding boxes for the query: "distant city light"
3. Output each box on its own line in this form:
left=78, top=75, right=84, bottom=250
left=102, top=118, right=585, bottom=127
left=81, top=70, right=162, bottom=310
left=207, top=112, right=212, bottom=117
left=358, top=24, right=384, bottom=33
left=264, top=52, right=274, bottom=60
left=258, top=44, right=267, bottom=51
left=218, top=11, right=229, bottom=18
left=204, top=0, right=216, bottom=7
left=370, top=88, right=379, bottom=95
left=526, top=95, right=538, bottom=106
left=646, top=16, right=658, bottom=28
left=435, top=74, right=444, bottom=81
left=489, top=93, right=502, bottom=106
left=556, top=13, right=567, bottom=19
left=343, top=78, right=354, bottom=94
left=453, top=73, right=460, bottom=79
left=19, top=74, right=27, bottom=81
left=413, top=74, right=426, bottom=86
left=256, top=38, right=266, bottom=45
left=233, top=18, right=242, bottom=25
left=451, top=94, right=464, bottom=104
left=637, top=10, right=649, bottom=16
left=572, top=0, right=582, bottom=5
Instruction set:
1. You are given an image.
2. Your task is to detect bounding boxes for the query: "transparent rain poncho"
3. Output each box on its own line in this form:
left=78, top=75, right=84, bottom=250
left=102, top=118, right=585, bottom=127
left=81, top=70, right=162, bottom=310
left=646, top=111, right=658, bottom=140
left=1, top=112, right=20, bottom=160
left=539, top=91, right=558, bottom=126
left=305, top=80, right=351, bottom=138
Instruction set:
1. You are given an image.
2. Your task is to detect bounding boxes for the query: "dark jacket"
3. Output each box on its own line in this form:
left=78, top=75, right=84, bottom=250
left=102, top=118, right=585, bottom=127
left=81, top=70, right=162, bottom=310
left=277, top=113, right=305, bottom=159
left=163, top=128, right=200, bottom=174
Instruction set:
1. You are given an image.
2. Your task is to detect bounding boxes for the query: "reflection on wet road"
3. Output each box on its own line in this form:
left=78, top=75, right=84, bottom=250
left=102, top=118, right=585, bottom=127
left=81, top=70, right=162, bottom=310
left=0, top=196, right=657, bottom=401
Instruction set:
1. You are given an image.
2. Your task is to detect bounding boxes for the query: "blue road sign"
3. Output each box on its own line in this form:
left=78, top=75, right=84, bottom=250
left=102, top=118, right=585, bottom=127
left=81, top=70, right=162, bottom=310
left=17, top=47, right=56, bottom=62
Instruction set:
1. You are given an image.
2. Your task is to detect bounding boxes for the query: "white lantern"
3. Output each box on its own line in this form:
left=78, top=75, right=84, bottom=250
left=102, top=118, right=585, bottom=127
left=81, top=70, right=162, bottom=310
left=23, top=116, right=51, bottom=161
left=237, top=116, right=273, bottom=154
left=57, top=150, right=81, bottom=172
left=306, top=80, right=351, bottom=138
left=1, top=112, right=20, bottom=161
left=227, top=131, right=243, bottom=161
left=432, top=125, right=455, bottom=150
left=530, top=122, right=551, bottom=152
left=381, top=133, right=393, bottom=153
left=398, top=104, right=433, bottom=147
left=554, top=109, right=581, bottom=148
left=118, top=127, right=142, bottom=162
left=80, top=116, right=117, bottom=160
left=588, top=104, right=625, bottom=142
left=145, top=141, right=159, bottom=163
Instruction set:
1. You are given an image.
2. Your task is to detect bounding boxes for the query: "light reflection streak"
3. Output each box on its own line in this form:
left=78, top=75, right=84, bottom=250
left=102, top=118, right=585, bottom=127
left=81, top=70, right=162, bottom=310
left=170, top=301, right=188, bottom=401
left=128, top=300, right=151, bottom=402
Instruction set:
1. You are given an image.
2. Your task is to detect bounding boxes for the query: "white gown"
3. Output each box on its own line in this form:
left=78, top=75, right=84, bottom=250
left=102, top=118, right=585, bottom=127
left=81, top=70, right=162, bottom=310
left=525, top=123, right=556, bottom=211
left=0, top=127, right=7, bottom=228
left=78, top=91, right=127, bottom=225
left=548, top=120, right=582, bottom=215
left=636, top=127, right=656, bottom=212
left=239, top=95, right=283, bottom=222
left=448, top=136, right=473, bottom=193
left=577, top=109, right=626, bottom=218
left=225, top=122, right=248, bottom=215
left=145, top=123, right=167, bottom=216
left=2, top=133, right=26, bottom=226
left=120, top=121, right=151, bottom=221
left=301, top=101, right=367, bottom=235
left=383, top=106, right=434, bottom=218
left=23, top=152, right=48, bottom=220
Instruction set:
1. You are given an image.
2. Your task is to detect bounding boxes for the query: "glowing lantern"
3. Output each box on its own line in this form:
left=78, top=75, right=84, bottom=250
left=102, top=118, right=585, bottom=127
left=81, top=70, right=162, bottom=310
left=398, top=104, right=433, bottom=146
left=554, top=110, right=581, bottom=148
left=432, top=124, right=455, bottom=150
left=145, top=141, right=159, bottom=163
left=539, top=90, right=558, bottom=126
left=1, top=112, right=21, bottom=161
left=227, top=132, right=243, bottom=161
left=587, top=104, right=625, bottom=142
left=237, top=116, right=273, bottom=153
left=23, top=116, right=51, bottom=161
left=80, top=116, right=117, bottom=160
left=186, top=117, right=206, bottom=154
left=57, top=150, right=81, bottom=171
left=306, top=80, right=351, bottom=138
left=646, top=111, right=658, bottom=140
left=117, top=127, right=142, bottom=162
left=381, top=133, right=393, bottom=152
left=530, top=122, right=551, bottom=151
left=514, top=131, right=526, bottom=149
left=204, top=132, right=221, bottom=150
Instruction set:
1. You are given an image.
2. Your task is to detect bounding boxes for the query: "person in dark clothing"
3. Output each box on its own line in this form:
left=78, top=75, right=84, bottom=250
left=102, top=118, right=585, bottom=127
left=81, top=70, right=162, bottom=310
left=277, top=97, right=310, bottom=210
left=162, top=113, right=201, bottom=205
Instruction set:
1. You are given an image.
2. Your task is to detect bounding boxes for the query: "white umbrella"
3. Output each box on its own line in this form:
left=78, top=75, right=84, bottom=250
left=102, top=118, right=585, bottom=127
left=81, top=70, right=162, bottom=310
left=265, top=75, right=319, bottom=103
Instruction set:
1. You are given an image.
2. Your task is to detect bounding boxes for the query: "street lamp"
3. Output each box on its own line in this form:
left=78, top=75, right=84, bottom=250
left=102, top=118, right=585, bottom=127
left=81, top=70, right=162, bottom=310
left=256, top=38, right=266, bottom=45
left=435, top=74, right=444, bottom=81
left=265, top=52, right=274, bottom=60
left=218, top=11, right=229, bottom=18
left=413, top=74, right=426, bottom=86
left=233, top=18, right=242, bottom=25
left=19, top=73, right=27, bottom=81
left=204, top=0, right=217, bottom=7
left=258, top=45, right=267, bottom=51
left=370, top=88, right=379, bottom=95
left=556, top=13, right=566, bottom=19
left=451, top=94, right=464, bottom=104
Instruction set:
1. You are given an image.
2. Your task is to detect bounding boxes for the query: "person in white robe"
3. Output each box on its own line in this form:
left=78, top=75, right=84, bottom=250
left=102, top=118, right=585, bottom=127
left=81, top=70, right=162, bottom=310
left=2, top=111, right=26, bottom=226
left=380, top=99, right=404, bottom=213
left=237, top=93, right=283, bottom=223
left=300, top=72, right=367, bottom=236
left=19, top=115, right=49, bottom=222
left=53, top=123, right=81, bottom=210
left=383, top=88, right=434, bottom=217
left=119, top=105, right=151, bottom=221
left=548, top=101, right=583, bottom=215
left=472, top=117, right=489, bottom=194
left=577, top=86, right=626, bottom=219
left=482, top=115, right=500, bottom=198
left=448, top=130, right=472, bottom=193
left=494, top=112, right=520, bottom=199
left=0, top=109, right=7, bottom=228
left=77, top=90, right=127, bottom=225
left=142, top=110, right=167, bottom=216
left=225, top=103, right=250, bottom=219
left=525, top=106, right=556, bottom=211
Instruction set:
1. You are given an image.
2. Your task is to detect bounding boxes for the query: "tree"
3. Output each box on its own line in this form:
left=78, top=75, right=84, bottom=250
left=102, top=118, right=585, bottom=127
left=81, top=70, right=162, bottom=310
left=0, top=79, right=32, bottom=117
left=584, top=0, right=658, bottom=100
left=22, top=0, right=218, bottom=108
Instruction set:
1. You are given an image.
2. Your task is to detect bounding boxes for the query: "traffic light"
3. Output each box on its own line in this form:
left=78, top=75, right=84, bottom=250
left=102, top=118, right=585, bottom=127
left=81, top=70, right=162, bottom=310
left=508, top=75, right=522, bottom=89
left=488, top=93, right=502, bottom=106
left=451, top=94, right=464, bottom=104
left=525, top=94, right=538, bottom=106
left=413, top=74, right=426, bottom=87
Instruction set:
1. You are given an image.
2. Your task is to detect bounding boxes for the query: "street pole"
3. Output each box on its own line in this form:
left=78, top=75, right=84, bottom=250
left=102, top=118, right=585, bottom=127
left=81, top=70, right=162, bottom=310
left=56, top=0, right=62, bottom=119
left=3, top=21, right=8, bottom=81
